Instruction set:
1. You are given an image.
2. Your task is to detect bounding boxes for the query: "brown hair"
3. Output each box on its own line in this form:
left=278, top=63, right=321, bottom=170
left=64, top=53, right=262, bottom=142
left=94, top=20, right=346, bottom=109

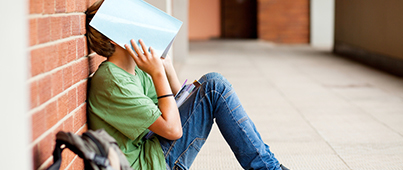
left=85, top=0, right=115, bottom=57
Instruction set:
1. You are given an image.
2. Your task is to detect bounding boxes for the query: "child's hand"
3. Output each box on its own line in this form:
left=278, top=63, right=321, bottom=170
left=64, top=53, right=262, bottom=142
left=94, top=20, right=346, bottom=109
left=161, top=54, right=174, bottom=71
left=125, top=39, right=164, bottom=77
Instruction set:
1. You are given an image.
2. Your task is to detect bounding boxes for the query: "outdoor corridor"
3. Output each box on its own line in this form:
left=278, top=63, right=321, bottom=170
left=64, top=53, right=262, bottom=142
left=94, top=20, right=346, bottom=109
left=176, top=40, right=403, bottom=170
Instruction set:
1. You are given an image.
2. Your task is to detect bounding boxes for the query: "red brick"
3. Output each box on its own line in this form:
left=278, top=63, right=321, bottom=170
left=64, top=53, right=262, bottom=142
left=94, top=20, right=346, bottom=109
left=67, top=88, right=77, bottom=113
left=58, top=41, right=68, bottom=65
left=38, top=75, right=52, bottom=106
left=50, top=16, right=62, bottom=41
left=59, top=39, right=77, bottom=65
left=63, top=65, right=74, bottom=90
left=45, top=100, right=58, bottom=129
left=40, top=124, right=63, bottom=168
left=72, top=156, right=84, bottom=170
left=38, top=133, right=55, bottom=165
left=88, top=55, right=97, bottom=74
left=58, top=93, right=69, bottom=118
left=44, top=45, right=59, bottom=72
left=30, top=0, right=44, bottom=14
left=61, top=16, right=72, bottom=38
left=54, top=121, right=64, bottom=134
left=73, top=59, right=89, bottom=84
left=89, top=0, right=98, bottom=6
left=30, top=80, right=39, bottom=109
left=89, top=54, right=105, bottom=74
left=73, top=104, right=86, bottom=132
left=79, top=14, right=87, bottom=35
left=31, top=46, right=56, bottom=76
left=44, top=0, right=55, bottom=14
left=66, top=0, right=76, bottom=12
left=84, top=0, right=90, bottom=8
left=71, top=15, right=81, bottom=36
left=29, top=18, right=38, bottom=46
left=56, top=0, right=66, bottom=13
left=31, top=108, right=46, bottom=140
left=37, top=17, right=51, bottom=44
left=51, top=69, right=64, bottom=97
left=31, top=47, right=49, bottom=77
left=76, top=36, right=87, bottom=58
left=76, top=0, right=87, bottom=12
left=77, top=123, right=88, bottom=134
left=66, top=39, right=77, bottom=63
left=63, top=114, right=74, bottom=132
left=61, top=148, right=76, bottom=170
left=52, top=123, right=63, bottom=144
left=77, top=75, right=88, bottom=102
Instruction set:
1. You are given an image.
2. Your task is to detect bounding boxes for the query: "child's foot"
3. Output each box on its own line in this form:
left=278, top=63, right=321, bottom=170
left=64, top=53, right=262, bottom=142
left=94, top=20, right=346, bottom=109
left=280, top=164, right=290, bottom=170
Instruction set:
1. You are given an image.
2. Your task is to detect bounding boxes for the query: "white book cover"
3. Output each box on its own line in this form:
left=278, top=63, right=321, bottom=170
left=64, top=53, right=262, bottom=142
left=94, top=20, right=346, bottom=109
left=89, top=0, right=183, bottom=58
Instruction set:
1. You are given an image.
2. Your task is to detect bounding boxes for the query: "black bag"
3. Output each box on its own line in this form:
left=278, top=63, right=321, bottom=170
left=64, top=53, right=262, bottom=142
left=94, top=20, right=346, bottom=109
left=47, top=129, right=132, bottom=170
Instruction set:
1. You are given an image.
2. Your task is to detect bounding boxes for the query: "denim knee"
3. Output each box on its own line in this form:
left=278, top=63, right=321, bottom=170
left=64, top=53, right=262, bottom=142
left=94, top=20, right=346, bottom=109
left=200, top=72, right=231, bottom=87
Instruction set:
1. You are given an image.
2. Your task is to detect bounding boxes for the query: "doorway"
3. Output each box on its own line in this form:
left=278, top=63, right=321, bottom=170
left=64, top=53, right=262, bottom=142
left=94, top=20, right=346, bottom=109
left=221, top=0, right=258, bottom=39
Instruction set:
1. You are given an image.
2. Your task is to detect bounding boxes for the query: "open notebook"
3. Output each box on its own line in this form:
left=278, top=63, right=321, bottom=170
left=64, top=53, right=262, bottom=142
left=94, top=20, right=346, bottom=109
left=175, top=80, right=201, bottom=108
left=89, top=0, right=183, bottom=58
left=143, top=80, right=200, bottom=140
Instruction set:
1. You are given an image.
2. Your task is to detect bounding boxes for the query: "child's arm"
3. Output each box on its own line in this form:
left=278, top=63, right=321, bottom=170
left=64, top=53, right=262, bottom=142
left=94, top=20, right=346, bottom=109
left=161, top=55, right=181, bottom=95
left=125, top=39, right=182, bottom=140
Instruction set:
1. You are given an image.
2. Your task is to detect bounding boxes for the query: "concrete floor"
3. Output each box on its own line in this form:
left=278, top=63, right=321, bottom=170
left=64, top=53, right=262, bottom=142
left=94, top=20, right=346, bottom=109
left=175, top=40, right=403, bottom=170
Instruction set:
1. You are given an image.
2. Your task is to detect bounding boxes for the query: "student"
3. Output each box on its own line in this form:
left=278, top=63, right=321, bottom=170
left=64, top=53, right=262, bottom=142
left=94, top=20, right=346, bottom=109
left=86, top=0, right=289, bottom=170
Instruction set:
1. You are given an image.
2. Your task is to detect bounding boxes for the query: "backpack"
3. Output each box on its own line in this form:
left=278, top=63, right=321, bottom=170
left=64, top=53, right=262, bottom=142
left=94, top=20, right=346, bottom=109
left=47, top=129, right=132, bottom=170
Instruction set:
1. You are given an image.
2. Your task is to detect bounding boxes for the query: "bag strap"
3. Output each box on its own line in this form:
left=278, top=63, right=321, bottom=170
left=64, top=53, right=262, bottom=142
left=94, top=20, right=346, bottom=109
left=46, top=140, right=64, bottom=170
left=46, top=131, right=114, bottom=170
left=82, top=132, right=111, bottom=168
left=47, top=139, right=86, bottom=170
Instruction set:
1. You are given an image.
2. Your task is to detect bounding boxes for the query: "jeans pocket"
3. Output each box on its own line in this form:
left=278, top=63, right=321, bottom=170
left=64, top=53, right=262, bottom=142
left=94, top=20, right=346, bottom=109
left=173, top=162, right=186, bottom=170
left=188, top=138, right=206, bottom=152
left=175, top=138, right=206, bottom=170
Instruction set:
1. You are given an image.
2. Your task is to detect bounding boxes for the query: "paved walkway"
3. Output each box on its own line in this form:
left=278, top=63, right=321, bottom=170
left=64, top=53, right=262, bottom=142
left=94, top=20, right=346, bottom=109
left=175, top=40, right=403, bottom=170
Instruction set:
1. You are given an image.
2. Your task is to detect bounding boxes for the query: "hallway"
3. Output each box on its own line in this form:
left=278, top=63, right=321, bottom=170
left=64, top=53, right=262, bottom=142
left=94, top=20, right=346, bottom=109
left=176, top=40, right=403, bottom=170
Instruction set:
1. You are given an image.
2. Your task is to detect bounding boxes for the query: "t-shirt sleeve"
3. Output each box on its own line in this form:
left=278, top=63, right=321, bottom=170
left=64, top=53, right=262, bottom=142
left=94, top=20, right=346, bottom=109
left=98, top=78, right=161, bottom=140
left=135, top=67, right=158, bottom=104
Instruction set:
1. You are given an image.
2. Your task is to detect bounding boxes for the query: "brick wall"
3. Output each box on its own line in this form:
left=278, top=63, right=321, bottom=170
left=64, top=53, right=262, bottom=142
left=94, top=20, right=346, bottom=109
left=258, top=0, right=310, bottom=43
left=28, top=0, right=105, bottom=169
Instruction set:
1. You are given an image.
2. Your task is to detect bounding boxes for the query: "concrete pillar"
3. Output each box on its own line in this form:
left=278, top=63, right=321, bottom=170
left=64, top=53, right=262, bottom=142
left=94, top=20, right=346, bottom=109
left=145, top=0, right=172, bottom=15
left=0, top=0, right=31, bottom=169
left=172, top=0, right=189, bottom=63
left=310, top=0, right=335, bottom=48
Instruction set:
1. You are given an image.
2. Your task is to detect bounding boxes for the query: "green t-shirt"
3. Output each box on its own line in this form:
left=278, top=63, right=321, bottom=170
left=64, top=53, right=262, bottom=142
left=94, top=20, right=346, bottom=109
left=87, top=61, right=166, bottom=169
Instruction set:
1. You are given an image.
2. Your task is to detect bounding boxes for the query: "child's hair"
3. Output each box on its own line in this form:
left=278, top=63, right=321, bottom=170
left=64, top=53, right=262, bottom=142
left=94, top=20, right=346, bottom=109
left=85, top=0, right=115, bottom=57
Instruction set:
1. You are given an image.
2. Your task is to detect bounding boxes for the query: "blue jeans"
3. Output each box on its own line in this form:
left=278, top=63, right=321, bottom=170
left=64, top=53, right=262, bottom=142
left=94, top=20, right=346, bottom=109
left=158, top=72, right=281, bottom=170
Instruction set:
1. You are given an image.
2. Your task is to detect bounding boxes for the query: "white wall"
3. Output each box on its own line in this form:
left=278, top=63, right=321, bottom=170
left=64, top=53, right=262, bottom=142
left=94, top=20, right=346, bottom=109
left=145, top=0, right=172, bottom=15
left=172, top=0, right=189, bottom=62
left=310, top=0, right=335, bottom=48
left=0, top=0, right=31, bottom=169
